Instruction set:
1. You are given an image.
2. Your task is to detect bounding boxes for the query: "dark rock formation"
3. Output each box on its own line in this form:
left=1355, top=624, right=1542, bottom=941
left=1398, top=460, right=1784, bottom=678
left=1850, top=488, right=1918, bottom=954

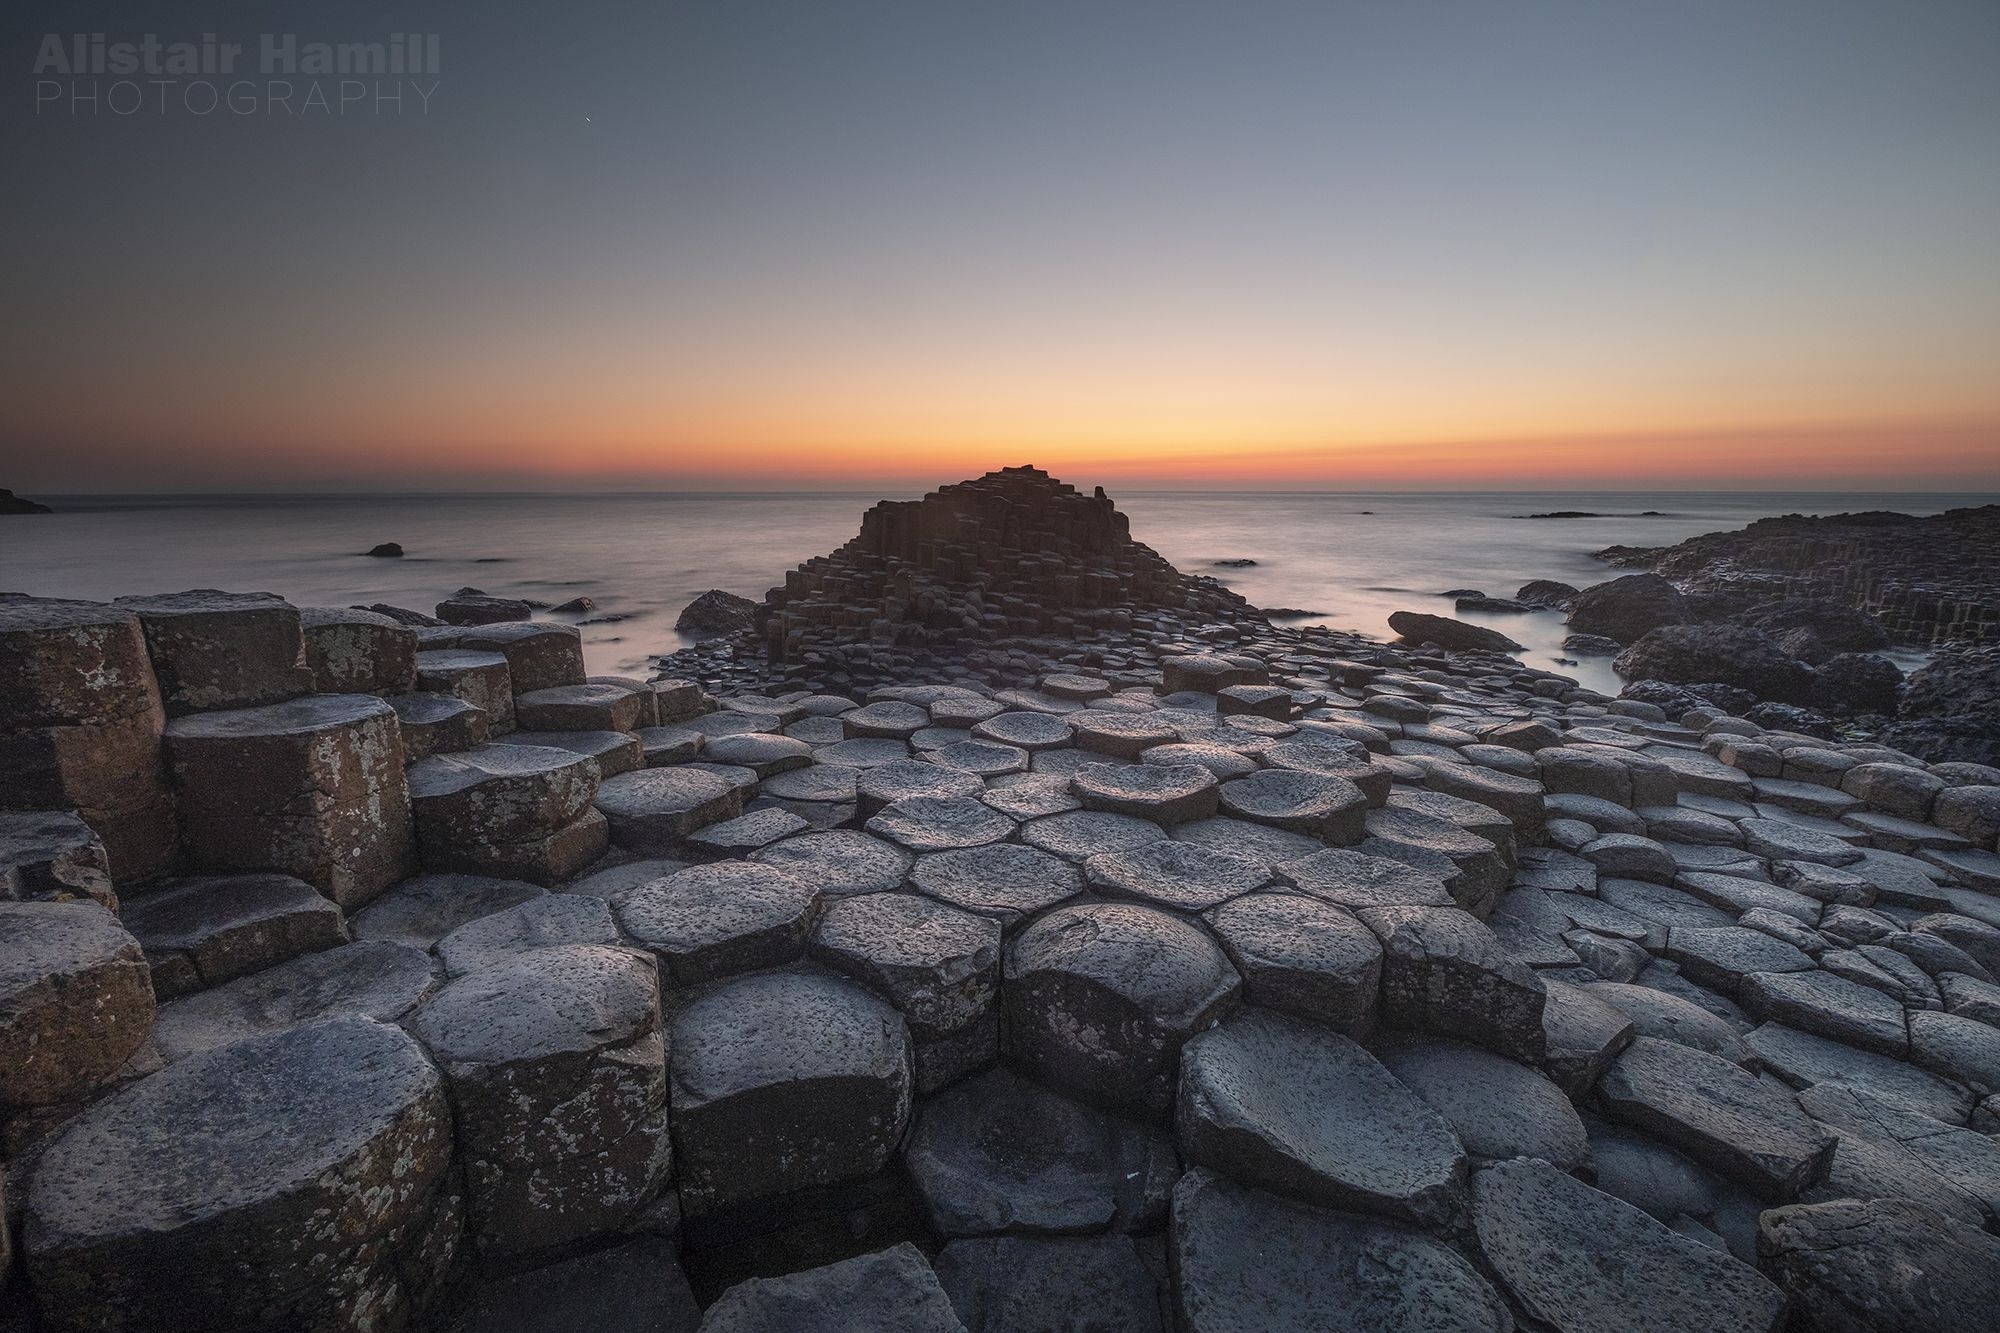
left=1, top=488, right=53, bottom=514
left=1882, top=642, right=2000, bottom=764
left=1386, top=612, right=1522, bottom=654
left=1565, top=574, right=1687, bottom=645
left=364, top=542, right=403, bottom=558
left=1516, top=580, right=1579, bottom=609
left=676, top=589, right=758, bottom=637
left=1612, top=623, right=1816, bottom=704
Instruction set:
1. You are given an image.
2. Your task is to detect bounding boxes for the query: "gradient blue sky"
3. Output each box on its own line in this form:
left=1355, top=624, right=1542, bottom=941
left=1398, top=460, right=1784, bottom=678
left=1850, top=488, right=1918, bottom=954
left=3, top=0, right=1997, bottom=490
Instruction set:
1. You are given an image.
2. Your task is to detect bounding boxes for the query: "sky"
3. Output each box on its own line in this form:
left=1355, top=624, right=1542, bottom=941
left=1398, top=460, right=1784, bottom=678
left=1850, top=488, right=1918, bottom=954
left=2, top=0, right=1997, bottom=492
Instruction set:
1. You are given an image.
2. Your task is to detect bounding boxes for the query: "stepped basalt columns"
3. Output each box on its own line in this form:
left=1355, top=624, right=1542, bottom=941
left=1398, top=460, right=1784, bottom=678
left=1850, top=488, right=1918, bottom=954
left=758, top=466, right=1258, bottom=664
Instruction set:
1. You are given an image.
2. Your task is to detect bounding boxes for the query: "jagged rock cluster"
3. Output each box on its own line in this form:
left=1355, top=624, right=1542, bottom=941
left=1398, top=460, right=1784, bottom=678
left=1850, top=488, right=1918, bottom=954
left=6, top=558, right=2000, bottom=1330
left=754, top=466, right=1258, bottom=669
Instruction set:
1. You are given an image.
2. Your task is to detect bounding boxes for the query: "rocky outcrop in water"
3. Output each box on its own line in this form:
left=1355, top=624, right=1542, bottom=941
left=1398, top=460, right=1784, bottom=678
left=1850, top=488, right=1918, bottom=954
left=676, top=589, right=758, bottom=638
left=5, top=478, right=2000, bottom=1331
left=0, top=488, right=52, bottom=515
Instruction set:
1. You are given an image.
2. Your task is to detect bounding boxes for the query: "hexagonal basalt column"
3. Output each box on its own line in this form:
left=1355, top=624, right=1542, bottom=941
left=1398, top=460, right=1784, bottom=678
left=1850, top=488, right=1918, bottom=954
left=408, top=742, right=604, bottom=885
left=23, top=1016, right=456, bottom=1332
left=617, top=861, right=821, bottom=985
left=453, top=621, right=587, bottom=693
left=300, top=606, right=419, bottom=695
left=0, top=901, right=156, bottom=1113
left=669, top=971, right=913, bottom=1218
left=410, top=944, right=669, bottom=1260
left=1004, top=903, right=1241, bottom=1118
left=166, top=693, right=414, bottom=908
left=114, top=589, right=311, bottom=715
left=0, top=597, right=177, bottom=882
left=0, top=811, right=116, bottom=910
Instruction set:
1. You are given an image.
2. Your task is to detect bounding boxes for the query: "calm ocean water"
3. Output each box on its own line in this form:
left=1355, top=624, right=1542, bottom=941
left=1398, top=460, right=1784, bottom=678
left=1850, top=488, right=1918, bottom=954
left=2, top=491, right=1981, bottom=693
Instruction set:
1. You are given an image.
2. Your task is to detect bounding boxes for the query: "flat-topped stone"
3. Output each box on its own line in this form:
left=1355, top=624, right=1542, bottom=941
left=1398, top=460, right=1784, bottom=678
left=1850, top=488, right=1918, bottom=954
left=1022, top=809, right=1167, bottom=862
left=389, top=690, right=489, bottom=761
left=1006, top=902, right=1240, bottom=1116
left=121, top=873, right=346, bottom=999
left=594, top=765, right=741, bottom=851
left=1172, top=816, right=1325, bottom=870
left=1275, top=847, right=1454, bottom=910
left=1358, top=905, right=1547, bottom=1062
left=868, top=795, right=1015, bottom=852
left=1086, top=840, right=1267, bottom=911
left=1177, top=1010, right=1466, bottom=1227
left=115, top=589, right=310, bottom=715
left=23, top=1016, right=452, bottom=1330
left=1746, top=1021, right=1976, bottom=1123
left=300, top=606, right=418, bottom=695
left=669, top=971, right=912, bottom=1216
left=1740, top=969, right=1908, bottom=1056
left=1217, top=769, right=1367, bottom=842
left=971, top=711, right=1075, bottom=751
left=415, top=649, right=517, bottom=731
left=0, top=901, right=155, bottom=1109
left=932, top=1235, right=1162, bottom=1333
left=1757, top=1197, right=2000, bottom=1333
left=453, top=621, right=586, bottom=693
left=909, top=843, right=1084, bottom=926
left=1376, top=1035, right=1589, bottom=1172
left=349, top=872, right=544, bottom=947
left=1598, top=1036, right=1834, bottom=1200
left=617, top=861, right=820, bottom=985
left=433, top=893, right=619, bottom=976
left=856, top=759, right=985, bottom=817
left=151, top=939, right=437, bottom=1064
left=1203, top=892, right=1381, bottom=1036
left=514, top=682, right=646, bottom=734
left=1073, top=762, right=1219, bottom=824
left=0, top=810, right=115, bottom=910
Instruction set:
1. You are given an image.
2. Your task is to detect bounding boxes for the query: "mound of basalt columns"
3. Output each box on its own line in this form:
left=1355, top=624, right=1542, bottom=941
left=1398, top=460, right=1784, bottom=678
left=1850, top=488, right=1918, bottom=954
left=5, top=491, right=2000, bottom=1331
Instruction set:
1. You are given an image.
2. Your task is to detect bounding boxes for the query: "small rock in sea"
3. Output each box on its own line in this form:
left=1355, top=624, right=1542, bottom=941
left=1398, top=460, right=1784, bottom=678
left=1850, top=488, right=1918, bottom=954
left=676, top=589, right=758, bottom=637
left=1440, top=588, right=1484, bottom=599
left=354, top=602, right=443, bottom=627
left=1523, top=510, right=1604, bottom=519
left=364, top=542, right=403, bottom=558
left=1387, top=611, right=1523, bottom=654
left=1212, top=559, right=1258, bottom=568
left=1262, top=608, right=1328, bottom=620
left=1455, top=596, right=1528, bottom=613
left=579, top=612, right=632, bottom=625
left=549, top=596, right=595, bottom=615
left=0, top=487, right=53, bottom=514
left=435, top=589, right=533, bottom=626
left=1566, top=573, right=1687, bottom=644
left=1515, top=579, right=1579, bottom=609
left=1562, top=633, right=1624, bottom=655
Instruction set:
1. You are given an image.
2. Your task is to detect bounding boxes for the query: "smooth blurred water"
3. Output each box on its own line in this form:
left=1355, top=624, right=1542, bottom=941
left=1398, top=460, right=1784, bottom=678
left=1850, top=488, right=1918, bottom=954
left=2, top=490, right=1981, bottom=686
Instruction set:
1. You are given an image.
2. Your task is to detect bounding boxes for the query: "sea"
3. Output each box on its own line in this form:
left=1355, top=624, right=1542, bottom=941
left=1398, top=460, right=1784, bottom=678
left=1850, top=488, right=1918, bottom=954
left=2, top=491, right=1980, bottom=696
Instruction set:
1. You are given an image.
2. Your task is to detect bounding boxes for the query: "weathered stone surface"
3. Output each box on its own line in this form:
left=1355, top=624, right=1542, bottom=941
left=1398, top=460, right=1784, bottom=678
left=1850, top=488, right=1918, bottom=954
left=930, top=739, right=1030, bottom=777
left=910, top=843, right=1084, bottom=926
left=1583, top=981, right=1754, bottom=1064
left=349, top=872, right=544, bottom=947
left=300, top=606, right=418, bottom=695
left=869, top=795, right=1015, bottom=852
left=854, top=759, right=983, bottom=818
left=434, top=893, right=619, bottom=976
left=507, top=728, right=644, bottom=779
left=514, top=682, right=646, bottom=734
left=122, top=872, right=347, bottom=999
left=670, top=972, right=912, bottom=1217
left=617, top=862, right=820, bottom=985
left=1471, top=1158, right=1784, bottom=1333
left=23, top=1016, right=453, bottom=1331
left=167, top=693, right=414, bottom=907
left=594, top=765, right=741, bottom=852
left=1377, top=1035, right=1589, bottom=1172
left=811, top=892, right=1000, bottom=1091
left=1598, top=1036, right=1835, bottom=1200
left=115, top=589, right=310, bottom=715
left=436, top=590, right=533, bottom=627
left=1217, top=769, right=1367, bottom=841
left=1005, top=903, right=1240, bottom=1116
left=1177, top=1009, right=1466, bottom=1226
left=1275, top=846, right=1454, bottom=909
left=1538, top=976, right=1637, bottom=1094
left=454, top=621, right=587, bottom=693
left=1797, top=1081, right=2000, bottom=1225
left=933, top=1235, right=1164, bottom=1333
left=1023, top=810, right=1167, bottom=863
left=981, top=773, right=1082, bottom=821
left=446, top=1236, right=700, bottom=1333
left=410, top=944, right=667, bottom=1259
left=0, top=901, right=155, bottom=1109
left=907, top=1067, right=1173, bottom=1237
left=1907, top=1008, right=2000, bottom=1094
left=151, top=938, right=437, bottom=1063
left=1170, top=815, right=1322, bottom=870
left=682, top=806, right=809, bottom=858
left=699, top=1243, right=965, bottom=1333
left=0, top=810, right=116, bottom=909
left=1203, top=892, right=1380, bottom=1036
left=741, top=830, right=906, bottom=899
left=972, top=710, right=1075, bottom=751
left=1084, top=840, right=1267, bottom=912
left=1757, top=1197, right=2000, bottom=1333
left=1663, top=926, right=1814, bottom=996
left=1072, top=711, right=1180, bottom=760
left=389, top=690, right=490, bottom=761
left=1168, top=1168, right=1507, bottom=1333
left=416, top=649, right=518, bottom=731
left=1160, top=655, right=1268, bottom=695
left=1073, top=762, right=1219, bottom=825
left=1359, top=905, right=1547, bottom=1061
left=1746, top=1021, right=1976, bottom=1123
left=1388, top=611, right=1522, bottom=653
left=1740, top=969, right=1908, bottom=1056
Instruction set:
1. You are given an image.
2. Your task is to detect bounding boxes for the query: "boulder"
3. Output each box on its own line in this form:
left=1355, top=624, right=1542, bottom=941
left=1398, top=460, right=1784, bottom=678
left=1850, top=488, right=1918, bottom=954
left=435, top=589, right=533, bottom=626
left=1814, top=653, right=1903, bottom=717
left=1516, top=579, right=1580, bottom=609
left=166, top=694, right=414, bottom=907
left=675, top=589, right=758, bottom=638
left=1004, top=903, right=1240, bottom=1116
left=1613, top=623, right=1815, bottom=704
left=1567, top=574, right=1687, bottom=645
left=23, top=1017, right=455, bottom=1331
left=1176, top=1009, right=1466, bottom=1228
left=0, top=901, right=155, bottom=1110
left=1741, top=598, right=1890, bottom=663
left=409, top=945, right=667, bottom=1259
left=1386, top=612, right=1522, bottom=654
left=669, top=971, right=912, bottom=1217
